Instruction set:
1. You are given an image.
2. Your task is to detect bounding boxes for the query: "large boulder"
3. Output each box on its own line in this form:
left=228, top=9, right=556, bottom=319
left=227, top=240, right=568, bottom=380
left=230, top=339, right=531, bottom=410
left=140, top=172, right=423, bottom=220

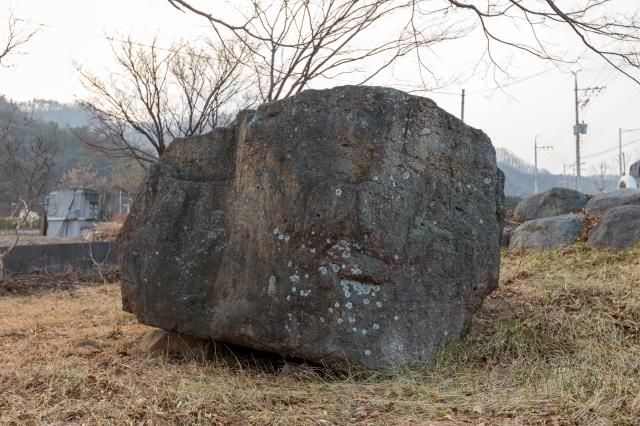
left=509, top=214, right=584, bottom=250
left=513, top=187, right=587, bottom=223
left=118, top=86, right=505, bottom=369
left=587, top=205, right=640, bottom=250
left=584, top=189, right=640, bottom=217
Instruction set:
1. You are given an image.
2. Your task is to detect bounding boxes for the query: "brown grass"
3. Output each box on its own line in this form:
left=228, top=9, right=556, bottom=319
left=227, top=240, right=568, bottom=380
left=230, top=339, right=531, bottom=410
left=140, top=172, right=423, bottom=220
left=1, top=244, right=640, bottom=425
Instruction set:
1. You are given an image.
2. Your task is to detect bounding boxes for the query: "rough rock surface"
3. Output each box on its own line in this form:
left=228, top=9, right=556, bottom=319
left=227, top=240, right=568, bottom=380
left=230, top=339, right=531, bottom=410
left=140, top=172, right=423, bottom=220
left=585, top=189, right=640, bottom=217
left=587, top=206, right=640, bottom=250
left=119, top=86, right=505, bottom=369
left=513, top=188, right=587, bottom=223
left=509, top=214, right=584, bottom=250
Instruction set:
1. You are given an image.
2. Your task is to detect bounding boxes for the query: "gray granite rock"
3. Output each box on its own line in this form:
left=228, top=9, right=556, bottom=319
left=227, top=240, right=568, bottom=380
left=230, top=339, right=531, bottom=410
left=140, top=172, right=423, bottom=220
left=509, top=214, right=584, bottom=250
left=587, top=205, right=640, bottom=250
left=513, top=188, right=587, bottom=223
left=585, top=189, right=640, bottom=217
left=118, top=86, right=505, bottom=369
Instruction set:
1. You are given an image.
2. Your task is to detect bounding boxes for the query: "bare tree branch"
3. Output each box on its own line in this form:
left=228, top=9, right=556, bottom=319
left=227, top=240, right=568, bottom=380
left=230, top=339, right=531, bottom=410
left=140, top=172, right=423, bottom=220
left=0, top=11, right=39, bottom=67
left=75, top=36, right=251, bottom=166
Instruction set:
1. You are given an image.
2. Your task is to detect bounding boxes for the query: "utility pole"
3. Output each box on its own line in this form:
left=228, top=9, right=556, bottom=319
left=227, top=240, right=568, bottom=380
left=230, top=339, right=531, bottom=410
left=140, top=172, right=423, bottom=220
left=572, top=72, right=605, bottom=191
left=618, top=128, right=640, bottom=175
left=461, top=89, right=465, bottom=122
left=573, top=72, right=582, bottom=191
left=619, top=127, right=623, bottom=175
left=534, top=135, right=553, bottom=194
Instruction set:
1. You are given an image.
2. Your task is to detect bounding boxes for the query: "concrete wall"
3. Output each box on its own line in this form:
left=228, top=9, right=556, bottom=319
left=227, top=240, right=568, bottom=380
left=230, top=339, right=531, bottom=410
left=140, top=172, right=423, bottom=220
left=0, top=241, right=117, bottom=274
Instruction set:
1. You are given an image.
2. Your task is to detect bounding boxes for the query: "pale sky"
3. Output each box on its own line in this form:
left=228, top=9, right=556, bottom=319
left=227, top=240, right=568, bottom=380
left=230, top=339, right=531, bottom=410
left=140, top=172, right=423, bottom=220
left=2, top=0, right=640, bottom=176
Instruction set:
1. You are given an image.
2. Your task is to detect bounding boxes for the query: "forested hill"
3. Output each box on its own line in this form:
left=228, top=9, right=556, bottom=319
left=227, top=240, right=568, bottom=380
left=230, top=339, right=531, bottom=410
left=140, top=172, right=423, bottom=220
left=29, top=99, right=91, bottom=128
left=0, top=97, right=621, bottom=200
left=496, top=148, right=619, bottom=196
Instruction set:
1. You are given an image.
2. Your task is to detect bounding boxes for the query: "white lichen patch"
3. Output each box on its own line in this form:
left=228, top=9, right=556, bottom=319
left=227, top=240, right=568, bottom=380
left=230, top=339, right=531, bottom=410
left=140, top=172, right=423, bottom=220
left=291, top=287, right=297, bottom=293
left=273, top=227, right=280, bottom=235
left=361, top=329, right=367, bottom=335
left=484, top=177, right=492, bottom=184
left=289, top=274, right=300, bottom=283
left=267, top=275, right=277, bottom=296
left=331, top=264, right=340, bottom=273
left=394, top=315, right=399, bottom=321
left=319, top=266, right=328, bottom=275
left=300, top=289, right=311, bottom=297
left=340, top=280, right=378, bottom=298
left=335, top=188, right=343, bottom=196
left=373, top=175, right=379, bottom=181
left=364, top=349, right=371, bottom=356
left=350, top=266, right=362, bottom=275
left=345, top=302, right=353, bottom=309
left=337, top=318, right=344, bottom=324
left=363, top=299, right=370, bottom=305
left=402, top=171, right=410, bottom=180
left=376, top=301, right=383, bottom=308
left=373, top=323, right=380, bottom=330
left=334, top=302, right=340, bottom=308
left=348, top=316, right=356, bottom=323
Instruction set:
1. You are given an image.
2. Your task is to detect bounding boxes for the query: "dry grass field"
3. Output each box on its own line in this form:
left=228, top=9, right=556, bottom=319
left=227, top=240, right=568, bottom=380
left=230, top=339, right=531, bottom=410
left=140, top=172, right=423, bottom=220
left=1, top=244, right=639, bottom=425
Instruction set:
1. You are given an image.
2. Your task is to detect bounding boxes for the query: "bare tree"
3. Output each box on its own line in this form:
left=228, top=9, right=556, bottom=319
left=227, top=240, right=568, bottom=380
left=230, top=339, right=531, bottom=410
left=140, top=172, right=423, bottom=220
left=0, top=107, right=59, bottom=278
left=1, top=12, right=38, bottom=66
left=589, top=161, right=610, bottom=192
left=76, top=36, right=251, bottom=166
left=169, top=0, right=462, bottom=101
left=58, top=161, right=109, bottom=190
left=168, top=0, right=640, bottom=92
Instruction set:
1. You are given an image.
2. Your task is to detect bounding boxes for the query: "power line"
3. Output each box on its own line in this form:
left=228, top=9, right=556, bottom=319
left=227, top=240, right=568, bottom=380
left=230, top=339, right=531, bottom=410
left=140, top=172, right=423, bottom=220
left=582, top=137, right=640, bottom=159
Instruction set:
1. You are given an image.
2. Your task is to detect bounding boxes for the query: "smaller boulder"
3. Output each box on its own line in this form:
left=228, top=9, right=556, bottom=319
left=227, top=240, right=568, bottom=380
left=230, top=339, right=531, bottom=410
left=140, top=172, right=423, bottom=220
left=585, top=189, right=640, bottom=217
left=513, top=188, right=587, bottom=223
left=509, top=214, right=584, bottom=250
left=587, top=205, right=640, bottom=250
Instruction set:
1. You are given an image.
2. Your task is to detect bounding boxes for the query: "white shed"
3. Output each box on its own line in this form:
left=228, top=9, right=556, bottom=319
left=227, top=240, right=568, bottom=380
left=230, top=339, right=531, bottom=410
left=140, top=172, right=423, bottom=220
left=46, top=189, right=112, bottom=238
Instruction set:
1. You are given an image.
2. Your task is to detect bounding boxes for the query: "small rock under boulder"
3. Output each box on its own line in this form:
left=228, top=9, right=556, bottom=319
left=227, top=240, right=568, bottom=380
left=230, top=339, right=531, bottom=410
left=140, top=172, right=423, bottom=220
left=587, top=205, right=640, bottom=250
left=119, top=85, right=505, bottom=369
left=509, top=214, right=584, bottom=250
left=585, top=189, right=640, bottom=217
left=135, top=329, right=211, bottom=359
left=513, top=188, right=587, bottom=223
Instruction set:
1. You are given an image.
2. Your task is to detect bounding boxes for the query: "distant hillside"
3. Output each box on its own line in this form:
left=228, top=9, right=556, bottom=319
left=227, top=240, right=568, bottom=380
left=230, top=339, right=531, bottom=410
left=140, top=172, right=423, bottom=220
left=497, top=148, right=619, bottom=196
left=26, top=99, right=91, bottom=128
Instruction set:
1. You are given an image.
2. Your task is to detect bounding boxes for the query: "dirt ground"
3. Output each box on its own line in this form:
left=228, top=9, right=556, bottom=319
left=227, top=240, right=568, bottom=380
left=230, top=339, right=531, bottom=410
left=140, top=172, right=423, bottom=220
left=1, top=245, right=639, bottom=425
